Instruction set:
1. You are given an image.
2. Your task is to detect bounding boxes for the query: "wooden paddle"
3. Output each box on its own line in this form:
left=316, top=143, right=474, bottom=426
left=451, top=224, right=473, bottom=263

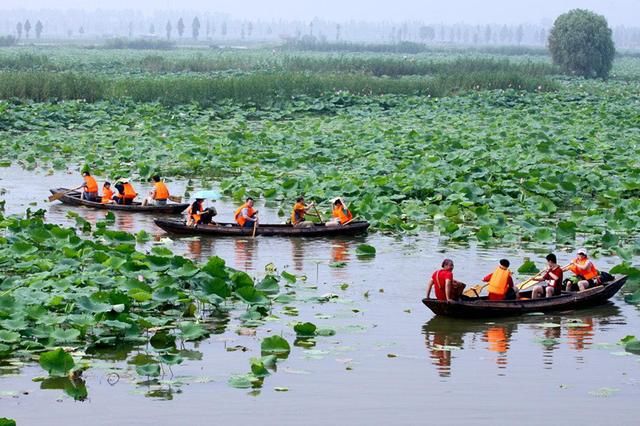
left=342, top=218, right=356, bottom=226
left=48, top=186, right=83, bottom=202
left=463, top=283, right=488, bottom=298
left=168, top=195, right=182, bottom=203
left=517, top=263, right=571, bottom=292
left=312, top=204, right=324, bottom=224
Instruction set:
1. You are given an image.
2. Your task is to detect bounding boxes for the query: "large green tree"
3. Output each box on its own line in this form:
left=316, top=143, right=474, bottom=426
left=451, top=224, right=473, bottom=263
left=548, top=9, right=615, bottom=79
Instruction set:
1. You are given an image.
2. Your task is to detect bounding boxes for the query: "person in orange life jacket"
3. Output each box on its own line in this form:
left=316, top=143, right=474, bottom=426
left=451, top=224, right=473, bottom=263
left=483, top=259, right=516, bottom=301
left=81, top=171, right=99, bottom=202
left=531, top=253, right=564, bottom=299
left=186, top=198, right=205, bottom=227
left=142, top=175, right=170, bottom=206
left=114, top=178, right=137, bottom=205
left=291, top=196, right=315, bottom=227
left=568, top=248, right=600, bottom=291
left=235, top=197, right=258, bottom=228
left=101, top=182, right=116, bottom=204
left=426, top=259, right=466, bottom=302
left=326, top=197, right=353, bottom=226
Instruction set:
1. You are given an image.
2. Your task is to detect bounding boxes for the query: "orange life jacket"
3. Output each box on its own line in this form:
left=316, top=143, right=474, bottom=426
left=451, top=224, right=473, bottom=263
left=291, top=202, right=306, bottom=224
left=568, top=257, right=598, bottom=280
left=154, top=181, right=170, bottom=200
left=488, top=266, right=511, bottom=301
left=332, top=205, right=353, bottom=224
left=83, top=175, right=98, bottom=193
left=101, top=187, right=114, bottom=203
left=235, top=203, right=256, bottom=226
left=121, top=182, right=137, bottom=200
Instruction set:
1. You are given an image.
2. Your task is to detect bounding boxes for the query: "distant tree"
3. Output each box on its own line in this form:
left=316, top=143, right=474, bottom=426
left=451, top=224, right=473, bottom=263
left=336, top=23, right=341, bottom=41
left=192, top=16, right=200, bottom=40
left=419, top=26, right=435, bottom=42
left=79, top=26, right=84, bottom=36
left=247, top=22, right=253, bottom=38
left=166, top=20, right=172, bottom=40
left=206, top=20, right=210, bottom=38
left=35, top=20, right=43, bottom=39
left=515, top=25, right=524, bottom=45
left=221, top=22, right=227, bottom=38
left=309, top=21, right=313, bottom=36
left=149, top=24, right=155, bottom=35
left=539, top=28, right=547, bottom=45
left=211, top=22, right=216, bottom=36
left=16, top=21, right=22, bottom=39
left=177, top=18, right=184, bottom=38
left=548, top=9, right=615, bottom=78
left=484, top=25, right=491, bottom=44
left=24, top=20, right=31, bottom=39
left=67, top=29, right=73, bottom=38
left=241, top=24, right=245, bottom=40
left=128, top=22, right=133, bottom=38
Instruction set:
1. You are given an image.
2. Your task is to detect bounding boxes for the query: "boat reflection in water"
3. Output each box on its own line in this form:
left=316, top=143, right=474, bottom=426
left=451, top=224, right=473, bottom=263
left=290, top=238, right=305, bottom=272
left=422, top=303, right=624, bottom=377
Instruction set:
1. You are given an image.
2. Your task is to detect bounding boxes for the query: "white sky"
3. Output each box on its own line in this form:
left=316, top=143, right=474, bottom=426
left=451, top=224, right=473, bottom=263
left=0, top=0, right=637, bottom=25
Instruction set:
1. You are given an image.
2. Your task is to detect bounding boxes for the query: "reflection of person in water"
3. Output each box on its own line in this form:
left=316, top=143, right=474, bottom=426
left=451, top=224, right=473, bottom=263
left=567, top=317, right=594, bottom=351
left=290, top=238, right=305, bottom=272
left=331, top=240, right=350, bottom=263
left=485, top=326, right=509, bottom=367
left=234, top=238, right=256, bottom=270
left=422, top=317, right=465, bottom=378
left=116, top=212, right=134, bottom=232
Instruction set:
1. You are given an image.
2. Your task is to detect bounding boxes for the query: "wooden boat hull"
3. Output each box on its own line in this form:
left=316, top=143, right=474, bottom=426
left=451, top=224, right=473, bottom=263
left=50, top=188, right=189, bottom=214
left=422, top=276, right=626, bottom=318
left=154, top=218, right=370, bottom=237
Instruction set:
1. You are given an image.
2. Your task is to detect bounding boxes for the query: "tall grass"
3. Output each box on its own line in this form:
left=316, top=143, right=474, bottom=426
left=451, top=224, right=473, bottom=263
left=0, top=70, right=557, bottom=106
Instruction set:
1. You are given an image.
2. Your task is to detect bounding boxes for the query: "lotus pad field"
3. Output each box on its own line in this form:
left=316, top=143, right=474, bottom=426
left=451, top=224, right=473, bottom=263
left=1, top=48, right=640, bottom=254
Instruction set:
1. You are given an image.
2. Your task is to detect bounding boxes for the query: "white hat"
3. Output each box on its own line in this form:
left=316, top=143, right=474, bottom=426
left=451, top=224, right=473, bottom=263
left=331, top=197, right=345, bottom=205
left=577, top=248, right=587, bottom=256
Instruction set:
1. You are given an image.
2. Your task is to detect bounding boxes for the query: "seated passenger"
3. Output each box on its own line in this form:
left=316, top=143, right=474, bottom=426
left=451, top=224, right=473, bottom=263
left=142, top=175, right=170, bottom=206
left=326, top=197, right=353, bottom=226
left=531, top=253, right=563, bottom=298
left=291, top=196, right=315, bottom=227
left=483, top=259, right=516, bottom=301
left=234, top=197, right=258, bottom=228
left=568, top=248, right=599, bottom=291
left=425, top=259, right=466, bottom=302
left=101, top=181, right=116, bottom=204
left=81, top=171, right=99, bottom=202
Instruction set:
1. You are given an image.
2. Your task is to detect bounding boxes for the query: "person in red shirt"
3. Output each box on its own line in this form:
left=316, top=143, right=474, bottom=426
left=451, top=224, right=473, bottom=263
left=531, top=253, right=564, bottom=298
left=426, top=259, right=466, bottom=302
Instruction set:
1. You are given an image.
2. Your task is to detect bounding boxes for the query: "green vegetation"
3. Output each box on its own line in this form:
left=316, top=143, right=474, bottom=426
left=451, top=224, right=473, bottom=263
left=0, top=211, right=324, bottom=392
left=103, top=38, right=175, bottom=50
left=0, top=36, right=16, bottom=47
left=549, top=9, right=616, bottom=78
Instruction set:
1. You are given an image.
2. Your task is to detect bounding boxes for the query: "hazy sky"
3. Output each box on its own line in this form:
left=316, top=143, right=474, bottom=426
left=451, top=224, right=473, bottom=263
left=2, top=0, right=637, bottom=25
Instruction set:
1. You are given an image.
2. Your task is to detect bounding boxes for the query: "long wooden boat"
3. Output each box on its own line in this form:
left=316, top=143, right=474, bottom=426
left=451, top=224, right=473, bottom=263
left=154, top=218, right=370, bottom=237
left=422, top=276, right=626, bottom=319
left=50, top=188, right=189, bottom=214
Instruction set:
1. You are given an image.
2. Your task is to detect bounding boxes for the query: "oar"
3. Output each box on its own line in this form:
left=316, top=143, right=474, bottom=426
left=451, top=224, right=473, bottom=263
left=342, top=218, right=356, bottom=226
left=168, top=195, right=182, bottom=203
left=48, top=186, right=83, bottom=202
left=312, top=204, right=324, bottom=224
left=463, top=283, right=488, bottom=298
left=517, top=264, right=571, bottom=292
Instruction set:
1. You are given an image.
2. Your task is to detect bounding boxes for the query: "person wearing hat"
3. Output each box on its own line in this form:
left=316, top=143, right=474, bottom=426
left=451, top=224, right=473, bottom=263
left=114, top=178, right=137, bottom=205
left=327, top=197, right=353, bottom=226
left=568, top=248, right=600, bottom=291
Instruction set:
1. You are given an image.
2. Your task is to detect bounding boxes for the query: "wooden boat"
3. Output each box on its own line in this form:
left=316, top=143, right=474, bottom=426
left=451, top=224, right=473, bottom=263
left=422, top=275, right=626, bottom=318
left=50, top=188, right=189, bottom=214
left=154, top=218, right=370, bottom=237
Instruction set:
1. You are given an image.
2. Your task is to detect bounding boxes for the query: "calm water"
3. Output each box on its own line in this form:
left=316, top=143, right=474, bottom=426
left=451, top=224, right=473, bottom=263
left=0, top=166, right=638, bottom=425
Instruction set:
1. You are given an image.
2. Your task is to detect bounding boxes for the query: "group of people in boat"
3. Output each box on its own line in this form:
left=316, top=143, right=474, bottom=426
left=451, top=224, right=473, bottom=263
left=426, top=248, right=602, bottom=302
left=185, top=195, right=353, bottom=228
left=80, top=171, right=170, bottom=206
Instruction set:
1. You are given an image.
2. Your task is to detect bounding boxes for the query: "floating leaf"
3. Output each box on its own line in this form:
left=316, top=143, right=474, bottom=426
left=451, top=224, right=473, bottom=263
left=39, top=348, right=75, bottom=376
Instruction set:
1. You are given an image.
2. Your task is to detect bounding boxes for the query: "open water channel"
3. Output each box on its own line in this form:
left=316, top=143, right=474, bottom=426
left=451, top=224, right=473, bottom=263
left=0, top=166, right=638, bottom=425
